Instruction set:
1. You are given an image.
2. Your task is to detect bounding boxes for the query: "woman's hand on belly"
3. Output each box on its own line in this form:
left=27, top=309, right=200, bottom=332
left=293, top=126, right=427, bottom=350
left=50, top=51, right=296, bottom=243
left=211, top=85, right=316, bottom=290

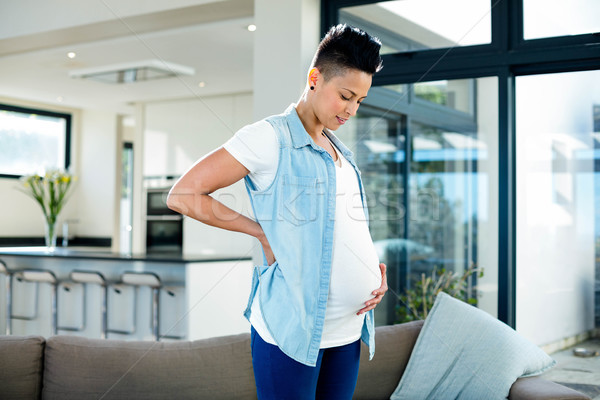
left=357, top=263, right=388, bottom=315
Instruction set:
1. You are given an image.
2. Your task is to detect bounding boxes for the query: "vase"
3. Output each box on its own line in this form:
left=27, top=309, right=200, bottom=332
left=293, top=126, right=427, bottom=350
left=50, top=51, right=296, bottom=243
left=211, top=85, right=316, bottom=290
left=44, top=218, right=58, bottom=252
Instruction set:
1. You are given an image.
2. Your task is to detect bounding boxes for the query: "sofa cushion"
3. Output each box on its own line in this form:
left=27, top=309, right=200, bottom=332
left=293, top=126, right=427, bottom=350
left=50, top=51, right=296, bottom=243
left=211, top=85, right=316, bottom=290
left=0, top=335, right=45, bottom=399
left=391, top=292, right=556, bottom=400
left=42, top=333, right=257, bottom=400
left=353, top=320, right=424, bottom=399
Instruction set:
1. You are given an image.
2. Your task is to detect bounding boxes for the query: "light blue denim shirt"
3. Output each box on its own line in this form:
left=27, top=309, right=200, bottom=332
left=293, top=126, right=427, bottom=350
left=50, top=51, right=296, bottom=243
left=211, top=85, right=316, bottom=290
left=242, top=104, right=376, bottom=367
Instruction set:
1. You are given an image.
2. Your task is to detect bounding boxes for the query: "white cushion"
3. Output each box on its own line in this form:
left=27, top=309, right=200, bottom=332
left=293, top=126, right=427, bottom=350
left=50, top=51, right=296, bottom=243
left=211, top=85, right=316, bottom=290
left=391, top=292, right=556, bottom=400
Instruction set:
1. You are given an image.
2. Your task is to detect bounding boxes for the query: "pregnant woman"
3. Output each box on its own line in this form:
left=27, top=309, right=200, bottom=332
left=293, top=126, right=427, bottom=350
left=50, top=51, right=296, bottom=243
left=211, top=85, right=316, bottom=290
left=167, top=24, right=388, bottom=399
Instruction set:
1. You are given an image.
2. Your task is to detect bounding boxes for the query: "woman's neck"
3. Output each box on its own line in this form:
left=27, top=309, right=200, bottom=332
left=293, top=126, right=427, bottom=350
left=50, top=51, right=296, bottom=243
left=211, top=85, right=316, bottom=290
left=295, top=96, right=324, bottom=140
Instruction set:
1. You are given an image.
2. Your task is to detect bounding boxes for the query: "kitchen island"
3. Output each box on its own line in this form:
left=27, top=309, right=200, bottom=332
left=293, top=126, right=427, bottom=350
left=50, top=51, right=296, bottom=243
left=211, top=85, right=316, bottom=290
left=0, top=247, right=254, bottom=341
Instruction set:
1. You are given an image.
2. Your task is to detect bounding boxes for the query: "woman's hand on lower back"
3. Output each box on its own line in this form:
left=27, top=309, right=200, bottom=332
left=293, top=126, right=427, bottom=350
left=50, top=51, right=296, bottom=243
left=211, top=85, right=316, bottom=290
left=258, top=230, right=276, bottom=266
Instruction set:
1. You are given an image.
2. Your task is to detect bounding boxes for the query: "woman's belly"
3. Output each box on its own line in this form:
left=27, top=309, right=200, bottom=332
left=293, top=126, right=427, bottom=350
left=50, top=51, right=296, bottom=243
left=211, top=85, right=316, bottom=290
left=320, top=212, right=381, bottom=347
left=325, top=215, right=382, bottom=320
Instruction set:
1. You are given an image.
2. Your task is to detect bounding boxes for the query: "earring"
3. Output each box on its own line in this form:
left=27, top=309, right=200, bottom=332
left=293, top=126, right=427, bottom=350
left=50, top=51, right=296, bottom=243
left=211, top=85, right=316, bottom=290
left=310, top=86, right=315, bottom=90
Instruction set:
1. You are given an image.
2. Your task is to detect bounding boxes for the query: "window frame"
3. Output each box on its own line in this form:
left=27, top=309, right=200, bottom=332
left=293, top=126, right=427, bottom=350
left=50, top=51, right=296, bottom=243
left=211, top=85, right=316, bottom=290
left=322, top=0, right=600, bottom=328
left=0, top=103, right=72, bottom=179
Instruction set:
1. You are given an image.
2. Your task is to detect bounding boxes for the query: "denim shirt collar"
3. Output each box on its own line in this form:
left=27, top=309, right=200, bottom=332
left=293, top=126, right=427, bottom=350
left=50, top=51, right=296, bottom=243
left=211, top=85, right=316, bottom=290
left=284, top=103, right=355, bottom=160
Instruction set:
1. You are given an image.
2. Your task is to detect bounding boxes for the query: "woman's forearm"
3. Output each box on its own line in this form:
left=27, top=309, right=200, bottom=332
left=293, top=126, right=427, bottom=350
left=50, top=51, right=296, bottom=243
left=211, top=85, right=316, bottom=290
left=165, top=146, right=270, bottom=250
left=167, top=191, right=266, bottom=243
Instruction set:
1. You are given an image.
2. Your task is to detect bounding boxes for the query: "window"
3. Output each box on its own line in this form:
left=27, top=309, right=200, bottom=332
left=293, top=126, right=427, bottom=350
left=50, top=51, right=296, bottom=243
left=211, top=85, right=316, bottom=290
left=324, top=0, right=600, bottom=333
left=516, top=70, right=600, bottom=341
left=337, top=77, right=498, bottom=325
left=0, top=104, right=71, bottom=178
left=523, top=0, right=600, bottom=40
left=407, top=77, right=499, bottom=320
left=339, top=0, right=492, bottom=54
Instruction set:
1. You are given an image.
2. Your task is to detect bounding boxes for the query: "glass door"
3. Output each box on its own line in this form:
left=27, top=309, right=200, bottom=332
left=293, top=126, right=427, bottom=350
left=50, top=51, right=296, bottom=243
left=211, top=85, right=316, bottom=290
left=119, top=142, right=133, bottom=254
left=406, top=77, right=499, bottom=320
left=341, top=76, right=499, bottom=325
left=516, top=70, right=600, bottom=345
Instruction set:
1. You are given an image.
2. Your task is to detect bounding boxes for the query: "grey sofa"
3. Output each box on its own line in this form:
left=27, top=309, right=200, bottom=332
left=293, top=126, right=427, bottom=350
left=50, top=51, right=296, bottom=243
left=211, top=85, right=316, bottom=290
left=0, top=320, right=590, bottom=399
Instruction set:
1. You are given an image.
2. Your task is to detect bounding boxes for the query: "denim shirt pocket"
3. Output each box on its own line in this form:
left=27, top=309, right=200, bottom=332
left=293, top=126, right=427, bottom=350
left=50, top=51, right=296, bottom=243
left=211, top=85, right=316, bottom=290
left=278, top=174, right=319, bottom=226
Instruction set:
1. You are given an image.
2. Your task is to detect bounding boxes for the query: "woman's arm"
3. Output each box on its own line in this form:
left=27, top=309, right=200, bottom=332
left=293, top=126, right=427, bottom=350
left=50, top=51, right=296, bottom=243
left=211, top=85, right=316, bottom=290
left=166, top=147, right=274, bottom=262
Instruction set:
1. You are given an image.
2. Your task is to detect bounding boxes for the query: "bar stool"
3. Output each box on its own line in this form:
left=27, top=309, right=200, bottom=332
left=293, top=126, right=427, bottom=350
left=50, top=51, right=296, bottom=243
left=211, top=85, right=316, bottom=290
left=159, top=282, right=186, bottom=340
left=10, top=269, right=59, bottom=335
left=108, top=271, right=161, bottom=341
left=0, top=259, right=13, bottom=335
left=62, top=270, right=108, bottom=338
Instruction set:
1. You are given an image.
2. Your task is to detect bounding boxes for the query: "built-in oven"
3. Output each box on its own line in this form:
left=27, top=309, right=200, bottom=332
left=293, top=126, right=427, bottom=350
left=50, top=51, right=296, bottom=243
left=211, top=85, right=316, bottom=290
left=145, top=187, right=183, bottom=254
left=146, top=216, right=183, bottom=253
left=146, top=188, right=180, bottom=216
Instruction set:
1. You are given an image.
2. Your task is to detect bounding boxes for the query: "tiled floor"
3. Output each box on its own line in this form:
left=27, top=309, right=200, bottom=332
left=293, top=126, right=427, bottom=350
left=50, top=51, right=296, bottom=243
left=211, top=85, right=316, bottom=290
left=540, top=337, right=600, bottom=399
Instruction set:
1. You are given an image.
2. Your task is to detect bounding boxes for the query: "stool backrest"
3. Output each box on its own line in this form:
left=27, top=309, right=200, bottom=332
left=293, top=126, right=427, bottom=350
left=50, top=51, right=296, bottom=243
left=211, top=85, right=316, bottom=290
left=121, top=272, right=160, bottom=288
left=70, top=271, right=106, bottom=285
left=17, top=270, right=57, bottom=284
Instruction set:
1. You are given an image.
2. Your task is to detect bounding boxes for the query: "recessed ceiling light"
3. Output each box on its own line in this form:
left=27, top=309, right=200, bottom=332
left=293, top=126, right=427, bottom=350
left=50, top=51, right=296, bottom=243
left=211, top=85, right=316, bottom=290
left=67, top=52, right=76, bottom=59
left=198, top=81, right=206, bottom=88
left=56, top=96, right=64, bottom=102
left=247, top=24, right=257, bottom=32
left=68, top=59, right=195, bottom=84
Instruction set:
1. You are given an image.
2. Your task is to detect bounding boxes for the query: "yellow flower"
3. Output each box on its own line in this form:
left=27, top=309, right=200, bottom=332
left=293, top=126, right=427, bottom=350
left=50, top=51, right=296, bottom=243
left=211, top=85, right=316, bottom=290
left=15, top=168, right=77, bottom=223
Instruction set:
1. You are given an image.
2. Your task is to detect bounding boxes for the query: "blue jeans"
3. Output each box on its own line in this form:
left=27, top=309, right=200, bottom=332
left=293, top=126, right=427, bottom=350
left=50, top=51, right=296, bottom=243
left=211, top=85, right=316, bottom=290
left=250, top=325, right=361, bottom=400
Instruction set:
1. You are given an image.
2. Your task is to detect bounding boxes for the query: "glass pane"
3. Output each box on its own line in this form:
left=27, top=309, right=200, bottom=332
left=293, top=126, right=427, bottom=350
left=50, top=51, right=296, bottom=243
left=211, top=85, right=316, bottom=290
left=0, top=108, right=67, bottom=176
left=524, top=0, right=600, bottom=40
left=407, top=77, right=498, bottom=320
left=414, top=79, right=475, bottom=115
left=120, top=143, right=134, bottom=254
left=381, top=84, right=406, bottom=97
left=340, top=0, right=492, bottom=55
left=340, top=76, right=498, bottom=325
left=516, top=70, right=600, bottom=349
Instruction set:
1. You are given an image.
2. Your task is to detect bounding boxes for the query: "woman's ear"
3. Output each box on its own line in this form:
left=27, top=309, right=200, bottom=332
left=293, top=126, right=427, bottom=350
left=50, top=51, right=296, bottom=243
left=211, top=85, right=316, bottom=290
left=308, top=68, right=320, bottom=89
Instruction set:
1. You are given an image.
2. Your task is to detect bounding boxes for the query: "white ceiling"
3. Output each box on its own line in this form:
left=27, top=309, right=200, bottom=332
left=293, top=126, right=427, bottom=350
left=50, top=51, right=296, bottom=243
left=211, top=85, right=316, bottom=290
left=0, top=2, right=255, bottom=114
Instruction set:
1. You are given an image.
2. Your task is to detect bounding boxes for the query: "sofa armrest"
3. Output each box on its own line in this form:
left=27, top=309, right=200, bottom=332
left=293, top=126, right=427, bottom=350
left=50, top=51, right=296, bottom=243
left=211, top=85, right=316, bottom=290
left=509, top=377, right=591, bottom=400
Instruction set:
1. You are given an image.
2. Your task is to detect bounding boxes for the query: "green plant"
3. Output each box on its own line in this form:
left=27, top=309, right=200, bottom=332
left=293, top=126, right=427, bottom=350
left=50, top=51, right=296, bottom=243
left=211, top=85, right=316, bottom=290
left=396, top=263, right=483, bottom=323
left=17, top=169, right=76, bottom=244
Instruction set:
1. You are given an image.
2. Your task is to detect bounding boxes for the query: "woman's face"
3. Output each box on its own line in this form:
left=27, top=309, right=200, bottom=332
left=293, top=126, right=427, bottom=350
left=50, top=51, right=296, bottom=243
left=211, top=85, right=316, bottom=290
left=313, top=68, right=372, bottom=131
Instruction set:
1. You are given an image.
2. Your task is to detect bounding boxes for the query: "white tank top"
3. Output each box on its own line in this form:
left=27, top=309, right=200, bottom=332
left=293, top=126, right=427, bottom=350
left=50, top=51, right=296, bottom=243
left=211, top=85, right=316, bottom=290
left=250, top=139, right=382, bottom=348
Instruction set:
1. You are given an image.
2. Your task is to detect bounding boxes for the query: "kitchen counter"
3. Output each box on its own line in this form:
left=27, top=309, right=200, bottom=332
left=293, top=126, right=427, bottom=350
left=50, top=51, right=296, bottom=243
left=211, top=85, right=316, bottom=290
left=0, top=246, right=255, bottom=341
left=0, top=246, right=251, bottom=263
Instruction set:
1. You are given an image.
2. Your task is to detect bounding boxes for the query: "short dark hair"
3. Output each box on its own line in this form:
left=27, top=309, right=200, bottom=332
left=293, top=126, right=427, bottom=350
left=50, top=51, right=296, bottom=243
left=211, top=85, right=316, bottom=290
left=311, top=24, right=383, bottom=81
